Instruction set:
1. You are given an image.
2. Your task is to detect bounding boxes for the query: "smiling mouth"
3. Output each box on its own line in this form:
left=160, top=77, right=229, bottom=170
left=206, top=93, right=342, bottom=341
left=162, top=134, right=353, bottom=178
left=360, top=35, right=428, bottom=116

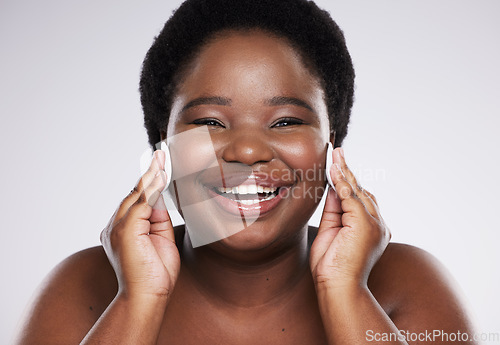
left=211, top=185, right=281, bottom=205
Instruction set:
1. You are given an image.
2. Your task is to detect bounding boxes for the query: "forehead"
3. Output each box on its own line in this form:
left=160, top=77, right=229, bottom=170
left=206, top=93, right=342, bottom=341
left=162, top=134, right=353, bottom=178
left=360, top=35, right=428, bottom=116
left=173, top=30, right=325, bottom=109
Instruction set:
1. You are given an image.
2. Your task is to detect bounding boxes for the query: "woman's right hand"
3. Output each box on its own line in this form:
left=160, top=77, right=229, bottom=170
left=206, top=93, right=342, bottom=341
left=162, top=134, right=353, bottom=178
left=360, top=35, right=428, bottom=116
left=100, top=150, right=180, bottom=300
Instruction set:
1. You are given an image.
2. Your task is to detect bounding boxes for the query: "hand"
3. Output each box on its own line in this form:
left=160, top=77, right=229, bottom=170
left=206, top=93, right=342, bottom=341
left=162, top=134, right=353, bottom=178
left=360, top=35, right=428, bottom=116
left=310, top=147, right=391, bottom=290
left=100, top=150, right=180, bottom=300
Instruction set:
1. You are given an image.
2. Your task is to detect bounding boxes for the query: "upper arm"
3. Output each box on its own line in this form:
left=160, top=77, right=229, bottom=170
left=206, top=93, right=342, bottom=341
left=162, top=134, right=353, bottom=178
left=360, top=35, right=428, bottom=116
left=371, top=243, right=479, bottom=344
left=14, top=246, right=118, bottom=345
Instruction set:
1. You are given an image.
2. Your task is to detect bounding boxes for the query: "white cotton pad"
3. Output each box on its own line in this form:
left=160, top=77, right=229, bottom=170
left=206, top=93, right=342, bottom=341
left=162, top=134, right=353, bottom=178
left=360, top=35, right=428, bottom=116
left=325, top=142, right=334, bottom=189
left=160, top=141, right=173, bottom=191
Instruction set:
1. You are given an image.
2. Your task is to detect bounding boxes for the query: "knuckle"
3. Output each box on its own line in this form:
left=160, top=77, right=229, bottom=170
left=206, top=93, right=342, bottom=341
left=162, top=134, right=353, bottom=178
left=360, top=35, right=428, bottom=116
left=108, top=223, right=125, bottom=246
left=129, top=185, right=140, bottom=197
left=120, top=186, right=141, bottom=208
left=99, top=228, right=108, bottom=244
left=129, top=199, right=151, bottom=218
left=338, top=182, right=353, bottom=199
left=135, top=191, right=147, bottom=205
left=386, top=227, right=392, bottom=241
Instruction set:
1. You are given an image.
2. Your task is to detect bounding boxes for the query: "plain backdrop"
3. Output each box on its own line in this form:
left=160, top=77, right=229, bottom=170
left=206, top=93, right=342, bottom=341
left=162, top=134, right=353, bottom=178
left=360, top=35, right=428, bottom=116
left=1, top=0, right=499, bottom=343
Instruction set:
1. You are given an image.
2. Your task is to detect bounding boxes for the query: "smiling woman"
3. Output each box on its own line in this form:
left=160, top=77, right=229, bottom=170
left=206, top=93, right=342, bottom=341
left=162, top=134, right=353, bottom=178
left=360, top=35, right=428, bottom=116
left=163, top=30, right=331, bottom=254
left=12, top=0, right=481, bottom=344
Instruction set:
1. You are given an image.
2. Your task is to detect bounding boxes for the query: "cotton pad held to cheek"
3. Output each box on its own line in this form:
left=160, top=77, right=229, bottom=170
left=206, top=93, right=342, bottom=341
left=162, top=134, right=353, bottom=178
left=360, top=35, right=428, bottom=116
left=160, top=141, right=173, bottom=192
left=325, top=142, right=335, bottom=189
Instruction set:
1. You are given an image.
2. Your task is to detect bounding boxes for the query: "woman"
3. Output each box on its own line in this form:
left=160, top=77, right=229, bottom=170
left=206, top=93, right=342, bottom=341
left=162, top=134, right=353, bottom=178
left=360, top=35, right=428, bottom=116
left=15, top=0, right=478, bottom=344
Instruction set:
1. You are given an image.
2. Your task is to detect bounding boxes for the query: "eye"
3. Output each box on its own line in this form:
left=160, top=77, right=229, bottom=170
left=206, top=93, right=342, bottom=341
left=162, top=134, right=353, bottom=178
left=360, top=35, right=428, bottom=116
left=192, top=118, right=225, bottom=128
left=272, top=117, right=304, bottom=128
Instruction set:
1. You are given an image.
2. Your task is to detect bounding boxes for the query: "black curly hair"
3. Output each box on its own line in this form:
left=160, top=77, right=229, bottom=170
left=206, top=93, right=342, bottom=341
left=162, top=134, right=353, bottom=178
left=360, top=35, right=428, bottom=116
left=140, top=0, right=355, bottom=150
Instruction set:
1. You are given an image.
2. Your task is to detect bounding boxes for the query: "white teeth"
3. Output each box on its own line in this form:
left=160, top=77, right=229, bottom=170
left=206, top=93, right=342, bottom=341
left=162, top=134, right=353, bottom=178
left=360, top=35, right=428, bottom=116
left=217, top=185, right=278, bottom=195
left=238, top=185, right=249, bottom=194
left=240, top=199, right=257, bottom=205
left=247, top=185, right=258, bottom=194
left=236, top=193, right=278, bottom=205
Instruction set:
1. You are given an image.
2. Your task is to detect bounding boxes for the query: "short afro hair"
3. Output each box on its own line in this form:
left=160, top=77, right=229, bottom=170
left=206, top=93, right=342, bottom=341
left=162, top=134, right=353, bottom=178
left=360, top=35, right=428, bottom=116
left=140, top=0, right=355, bottom=149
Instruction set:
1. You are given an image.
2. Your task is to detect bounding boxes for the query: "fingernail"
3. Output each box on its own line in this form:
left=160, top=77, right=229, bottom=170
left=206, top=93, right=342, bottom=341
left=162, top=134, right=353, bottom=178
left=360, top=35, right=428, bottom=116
left=153, top=151, right=163, bottom=170
left=334, top=149, right=342, bottom=163
left=151, top=151, right=158, bottom=166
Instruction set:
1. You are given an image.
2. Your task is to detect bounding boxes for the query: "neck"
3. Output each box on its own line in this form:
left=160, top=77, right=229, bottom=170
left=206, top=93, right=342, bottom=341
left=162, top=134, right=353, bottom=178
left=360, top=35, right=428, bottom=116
left=181, top=226, right=312, bottom=309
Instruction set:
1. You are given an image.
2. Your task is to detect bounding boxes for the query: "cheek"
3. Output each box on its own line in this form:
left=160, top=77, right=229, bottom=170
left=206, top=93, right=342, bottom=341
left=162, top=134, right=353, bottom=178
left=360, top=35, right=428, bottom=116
left=278, top=132, right=327, bottom=184
left=168, top=126, right=219, bottom=181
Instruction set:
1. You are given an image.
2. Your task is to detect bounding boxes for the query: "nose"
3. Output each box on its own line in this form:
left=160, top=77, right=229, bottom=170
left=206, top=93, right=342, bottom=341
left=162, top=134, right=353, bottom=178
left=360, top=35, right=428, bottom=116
left=221, top=132, right=274, bottom=166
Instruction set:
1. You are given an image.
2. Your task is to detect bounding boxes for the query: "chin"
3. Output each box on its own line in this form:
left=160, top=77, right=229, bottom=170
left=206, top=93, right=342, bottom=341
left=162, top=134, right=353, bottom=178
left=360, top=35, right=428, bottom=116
left=206, top=221, right=306, bottom=263
left=218, top=223, right=280, bottom=251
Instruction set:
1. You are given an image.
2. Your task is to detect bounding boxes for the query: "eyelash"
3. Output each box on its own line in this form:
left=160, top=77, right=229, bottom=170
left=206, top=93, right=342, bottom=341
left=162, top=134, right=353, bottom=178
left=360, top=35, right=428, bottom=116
left=272, top=117, right=304, bottom=127
left=191, top=117, right=304, bottom=128
left=192, top=118, right=225, bottom=127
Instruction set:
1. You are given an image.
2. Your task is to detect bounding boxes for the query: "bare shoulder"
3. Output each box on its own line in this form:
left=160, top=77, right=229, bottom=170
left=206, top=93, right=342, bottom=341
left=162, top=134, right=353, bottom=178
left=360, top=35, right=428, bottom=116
left=308, top=226, right=478, bottom=341
left=370, top=243, right=478, bottom=338
left=14, top=246, right=118, bottom=344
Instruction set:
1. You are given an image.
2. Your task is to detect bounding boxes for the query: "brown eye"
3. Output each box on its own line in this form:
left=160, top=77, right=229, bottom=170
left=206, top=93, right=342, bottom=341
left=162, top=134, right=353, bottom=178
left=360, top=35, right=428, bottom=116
left=272, top=117, right=304, bottom=127
left=192, top=118, right=225, bottom=127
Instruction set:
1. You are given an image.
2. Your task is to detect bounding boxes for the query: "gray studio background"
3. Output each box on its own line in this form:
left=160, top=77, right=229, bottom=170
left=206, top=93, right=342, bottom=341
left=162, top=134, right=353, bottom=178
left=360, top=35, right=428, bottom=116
left=1, top=0, right=499, bottom=343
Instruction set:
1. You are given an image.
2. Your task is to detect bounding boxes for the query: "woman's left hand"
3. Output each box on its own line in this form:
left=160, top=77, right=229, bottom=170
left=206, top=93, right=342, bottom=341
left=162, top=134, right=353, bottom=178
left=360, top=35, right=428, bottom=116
left=309, top=147, right=391, bottom=291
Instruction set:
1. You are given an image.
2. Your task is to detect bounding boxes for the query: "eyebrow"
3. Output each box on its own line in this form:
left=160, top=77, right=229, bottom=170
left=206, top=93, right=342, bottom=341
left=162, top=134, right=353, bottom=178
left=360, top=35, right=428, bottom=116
left=180, top=95, right=315, bottom=113
left=181, top=96, right=232, bottom=113
left=264, top=96, right=315, bottom=113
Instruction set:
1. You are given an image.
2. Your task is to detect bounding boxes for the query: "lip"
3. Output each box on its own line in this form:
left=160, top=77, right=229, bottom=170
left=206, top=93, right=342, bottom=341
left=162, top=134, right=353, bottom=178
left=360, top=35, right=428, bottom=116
left=206, top=185, right=291, bottom=218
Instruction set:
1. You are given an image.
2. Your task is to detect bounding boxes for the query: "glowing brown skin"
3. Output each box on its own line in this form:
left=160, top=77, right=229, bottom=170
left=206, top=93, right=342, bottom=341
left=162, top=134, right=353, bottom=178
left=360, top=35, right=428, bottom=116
left=165, top=30, right=330, bottom=258
left=14, top=31, right=478, bottom=345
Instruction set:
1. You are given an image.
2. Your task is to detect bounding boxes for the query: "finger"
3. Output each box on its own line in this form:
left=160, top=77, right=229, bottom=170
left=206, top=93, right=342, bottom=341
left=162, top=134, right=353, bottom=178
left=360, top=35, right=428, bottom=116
left=363, top=189, right=379, bottom=207
left=114, top=150, right=166, bottom=225
left=330, top=162, right=369, bottom=218
left=120, top=192, right=155, bottom=237
left=333, top=148, right=379, bottom=219
left=150, top=195, right=175, bottom=244
left=318, top=187, right=342, bottom=231
left=333, top=148, right=362, bottom=195
left=359, top=189, right=383, bottom=220
left=117, top=169, right=167, bottom=235
left=311, top=188, right=343, bottom=269
left=144, top=170, right=168, bottom=207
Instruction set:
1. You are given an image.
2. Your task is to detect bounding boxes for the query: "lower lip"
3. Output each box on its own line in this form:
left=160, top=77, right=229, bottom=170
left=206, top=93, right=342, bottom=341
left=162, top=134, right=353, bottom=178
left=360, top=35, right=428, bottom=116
left=206, top=187, right=289, bottom=218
